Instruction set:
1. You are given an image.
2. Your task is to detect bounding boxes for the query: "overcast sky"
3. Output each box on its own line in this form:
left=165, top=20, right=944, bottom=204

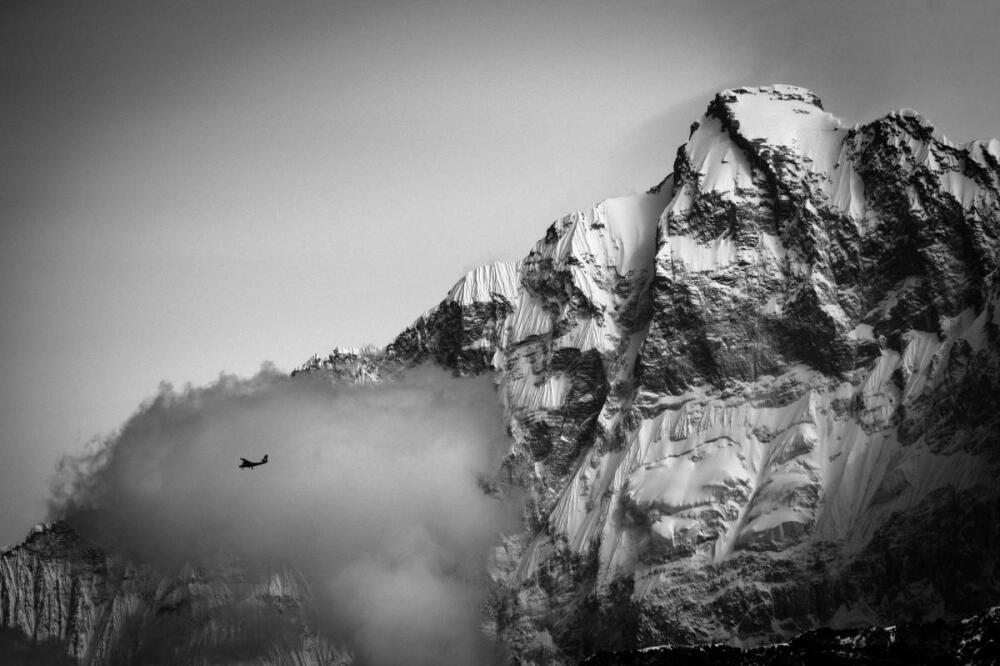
left=2, top=0, right=999, bottom=545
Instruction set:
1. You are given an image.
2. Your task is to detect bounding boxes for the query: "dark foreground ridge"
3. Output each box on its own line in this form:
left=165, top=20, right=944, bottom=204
left=584, top=606, right=1000, bottom=665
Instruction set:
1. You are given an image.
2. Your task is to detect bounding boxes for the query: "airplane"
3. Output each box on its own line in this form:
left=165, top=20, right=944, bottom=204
left=239, top=454, right=269, bottom=470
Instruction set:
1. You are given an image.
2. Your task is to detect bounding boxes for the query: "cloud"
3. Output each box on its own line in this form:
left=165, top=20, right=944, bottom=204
left=50, top=364, right=517, bottom=665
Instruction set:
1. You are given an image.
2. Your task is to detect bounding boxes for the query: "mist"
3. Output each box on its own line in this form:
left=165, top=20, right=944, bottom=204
left=50, top=364, right=517, bottom=665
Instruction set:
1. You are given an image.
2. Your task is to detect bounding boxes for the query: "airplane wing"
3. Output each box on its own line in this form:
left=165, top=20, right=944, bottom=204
left=240, top=458, right=251, bottom=464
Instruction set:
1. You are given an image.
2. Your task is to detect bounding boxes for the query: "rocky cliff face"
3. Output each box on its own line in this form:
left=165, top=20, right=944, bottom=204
left=0, top=524, right=344, bottom=665
left=3, top=85, right=999, bottom=664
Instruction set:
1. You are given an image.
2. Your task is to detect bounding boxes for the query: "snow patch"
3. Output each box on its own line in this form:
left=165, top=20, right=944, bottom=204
left=668, top=234, right=738, bottom=272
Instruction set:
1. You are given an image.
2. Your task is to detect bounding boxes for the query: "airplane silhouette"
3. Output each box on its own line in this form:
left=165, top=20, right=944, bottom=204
left=239, top=454, right=269, bottom=470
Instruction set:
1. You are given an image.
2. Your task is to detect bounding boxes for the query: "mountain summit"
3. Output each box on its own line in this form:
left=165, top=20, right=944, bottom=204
left=5, top=85, right=1000, bottom=664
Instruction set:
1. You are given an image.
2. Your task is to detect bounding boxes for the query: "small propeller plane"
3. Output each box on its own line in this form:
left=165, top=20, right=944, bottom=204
left=239, top=454, right=269, bottom=470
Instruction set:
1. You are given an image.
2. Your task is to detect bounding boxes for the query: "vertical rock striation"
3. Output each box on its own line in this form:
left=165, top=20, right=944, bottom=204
left=1, top=524, right=344, bottom=664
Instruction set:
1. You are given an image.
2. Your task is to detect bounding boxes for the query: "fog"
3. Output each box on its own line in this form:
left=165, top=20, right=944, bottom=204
left=50, top=365, right=517, bottom=665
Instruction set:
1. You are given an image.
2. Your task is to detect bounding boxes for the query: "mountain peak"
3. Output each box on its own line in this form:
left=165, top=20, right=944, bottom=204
left=719, top=84, right=825, bottom=109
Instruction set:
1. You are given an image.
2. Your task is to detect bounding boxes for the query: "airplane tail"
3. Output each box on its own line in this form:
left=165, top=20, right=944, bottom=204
left=263, top=454, right=269, bottom=463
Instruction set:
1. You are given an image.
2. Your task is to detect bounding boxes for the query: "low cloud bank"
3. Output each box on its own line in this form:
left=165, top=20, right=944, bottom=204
left=51, top=365, right=516, bottom=665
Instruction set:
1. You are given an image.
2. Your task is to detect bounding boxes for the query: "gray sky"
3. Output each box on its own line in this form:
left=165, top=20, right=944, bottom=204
left=2, top=0, right=998, bottom=545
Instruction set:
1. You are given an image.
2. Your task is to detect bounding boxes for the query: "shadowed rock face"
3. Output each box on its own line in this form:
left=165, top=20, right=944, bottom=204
left=3, top=86, right=1000, bottom=664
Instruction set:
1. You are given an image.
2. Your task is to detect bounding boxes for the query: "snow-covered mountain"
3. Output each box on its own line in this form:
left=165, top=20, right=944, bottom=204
left=4, top=85, right=1000, bottom=664
left=362, top=85, right=1000, bottom=660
